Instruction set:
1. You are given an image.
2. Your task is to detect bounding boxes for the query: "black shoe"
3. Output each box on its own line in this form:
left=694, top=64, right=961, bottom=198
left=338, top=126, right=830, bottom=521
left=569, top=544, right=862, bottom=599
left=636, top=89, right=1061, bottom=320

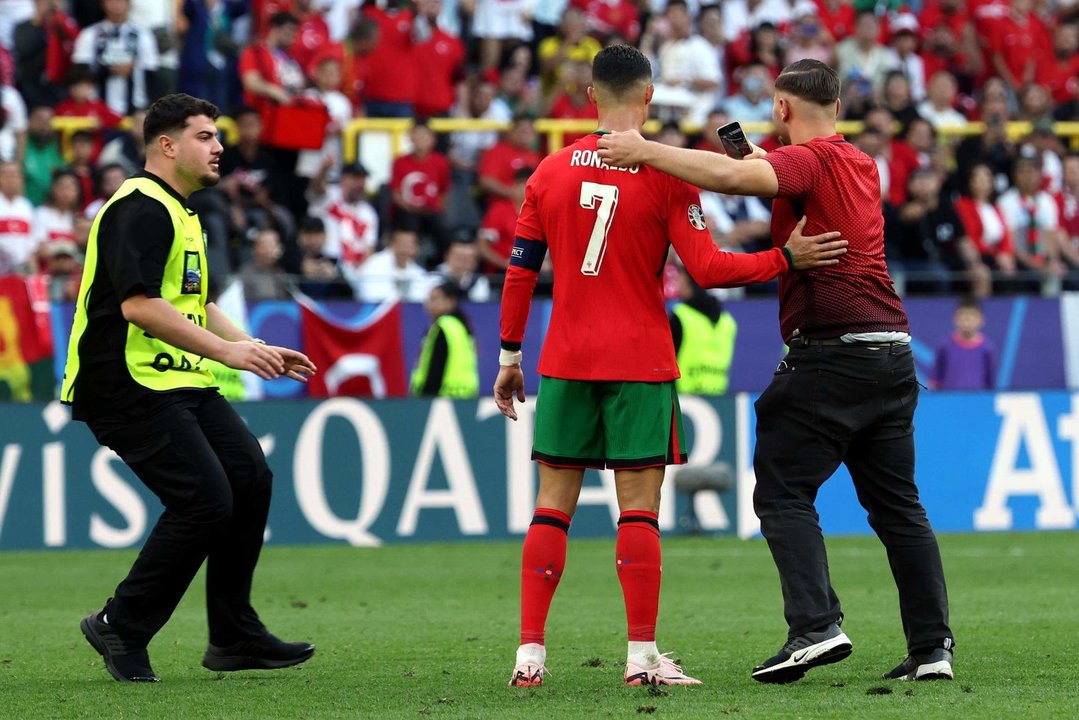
left=751, top=623, right=853, bottom=684
left=202, top=634, right=315, bottom=672
left=883, top=644, right=954, bottom=681
left=80, top=611, right=160, bottom=683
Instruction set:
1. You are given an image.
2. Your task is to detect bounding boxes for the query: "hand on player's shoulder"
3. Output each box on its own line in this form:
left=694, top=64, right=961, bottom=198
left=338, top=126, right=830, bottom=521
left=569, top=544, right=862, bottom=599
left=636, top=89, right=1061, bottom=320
left=597, top=130, right=647, bottom=168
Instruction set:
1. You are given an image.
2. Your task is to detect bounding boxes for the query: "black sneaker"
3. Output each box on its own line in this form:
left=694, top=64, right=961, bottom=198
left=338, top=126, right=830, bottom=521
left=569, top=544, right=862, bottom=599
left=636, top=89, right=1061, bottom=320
left=883, top=644, right=954, bottom=681
left=80, top=611, right=160, bottom=683
left=751, top=623, right=853, bottom=684
left=202, top=633, right=315, bottom=672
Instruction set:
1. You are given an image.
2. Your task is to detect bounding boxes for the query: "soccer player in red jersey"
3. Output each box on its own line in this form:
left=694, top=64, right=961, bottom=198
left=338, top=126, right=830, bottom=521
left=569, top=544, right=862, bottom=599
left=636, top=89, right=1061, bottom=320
left=599, top=59, right=955, bottom=685
left=494, top=46, right=847, bottom=688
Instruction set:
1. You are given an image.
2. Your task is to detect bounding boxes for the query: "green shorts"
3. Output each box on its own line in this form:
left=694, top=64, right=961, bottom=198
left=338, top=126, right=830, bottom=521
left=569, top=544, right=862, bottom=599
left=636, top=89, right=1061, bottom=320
left=532, top=377, right=688, bottom=470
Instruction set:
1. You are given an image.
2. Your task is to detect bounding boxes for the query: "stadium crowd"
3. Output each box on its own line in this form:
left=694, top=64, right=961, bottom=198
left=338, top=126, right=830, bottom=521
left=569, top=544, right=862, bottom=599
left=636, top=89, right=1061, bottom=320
left=0, top=0, right=1078, bottom=305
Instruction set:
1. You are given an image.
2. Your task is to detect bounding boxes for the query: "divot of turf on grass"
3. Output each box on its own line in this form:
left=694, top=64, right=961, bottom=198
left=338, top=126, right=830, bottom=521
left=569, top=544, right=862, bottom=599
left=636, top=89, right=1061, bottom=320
left=866, top=686, right=893, bottom=695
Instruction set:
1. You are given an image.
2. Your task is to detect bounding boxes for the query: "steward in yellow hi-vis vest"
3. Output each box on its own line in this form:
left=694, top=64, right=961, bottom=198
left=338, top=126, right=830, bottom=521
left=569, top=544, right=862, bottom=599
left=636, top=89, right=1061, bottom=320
left=65, top=94, right=317, bottom=684
left=411, top=281, right=480, bottom=398
left=671, top=303, right=737, bottom=395
left=62, top=175, right=214, bottom=413
left=668, top=266, right=738, bottom=396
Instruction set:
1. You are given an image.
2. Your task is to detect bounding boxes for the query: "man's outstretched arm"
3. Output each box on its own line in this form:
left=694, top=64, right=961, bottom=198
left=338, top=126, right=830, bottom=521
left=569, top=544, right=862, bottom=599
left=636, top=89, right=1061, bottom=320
left=597, top=130, right=780, bottom=197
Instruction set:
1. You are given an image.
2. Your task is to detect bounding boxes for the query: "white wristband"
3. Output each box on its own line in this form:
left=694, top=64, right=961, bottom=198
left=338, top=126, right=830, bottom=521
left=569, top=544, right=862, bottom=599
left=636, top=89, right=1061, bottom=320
left=499, top=349, right=523, bottom=367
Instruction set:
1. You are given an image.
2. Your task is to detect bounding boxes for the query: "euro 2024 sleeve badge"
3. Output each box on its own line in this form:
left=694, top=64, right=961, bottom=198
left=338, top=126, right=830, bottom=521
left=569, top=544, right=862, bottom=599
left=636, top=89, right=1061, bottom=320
left=688, top=204, right=707, bottom=231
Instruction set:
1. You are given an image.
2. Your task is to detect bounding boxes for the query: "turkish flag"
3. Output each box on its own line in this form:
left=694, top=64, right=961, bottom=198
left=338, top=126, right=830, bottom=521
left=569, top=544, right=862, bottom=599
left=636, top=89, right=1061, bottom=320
left=300, top=297, right=408, bottom=398
left=0, top=275, right=49, bottom=365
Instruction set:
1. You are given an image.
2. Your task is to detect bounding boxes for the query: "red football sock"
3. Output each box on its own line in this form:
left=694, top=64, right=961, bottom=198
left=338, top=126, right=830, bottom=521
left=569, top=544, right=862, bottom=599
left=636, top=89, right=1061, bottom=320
left=616, top=510, right=661, bottom=642
left=519, top=508, right=571, bottom=646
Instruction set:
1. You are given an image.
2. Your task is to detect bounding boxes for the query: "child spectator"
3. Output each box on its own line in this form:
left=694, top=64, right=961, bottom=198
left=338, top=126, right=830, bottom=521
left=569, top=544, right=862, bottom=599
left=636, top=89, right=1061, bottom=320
left=932, top=298, right=997, bottom=391
left=67, top=130, right=98, bottom=212
left=296, top=52, right=353, bottom=179
left=390, top=120, right=452, bottom=264
left=54, top=66, right=124, bottom=159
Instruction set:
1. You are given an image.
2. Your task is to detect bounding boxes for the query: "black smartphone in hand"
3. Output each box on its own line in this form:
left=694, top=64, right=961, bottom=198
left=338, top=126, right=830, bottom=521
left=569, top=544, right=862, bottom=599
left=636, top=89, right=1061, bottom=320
left=716, top=121, right=753, bottom=159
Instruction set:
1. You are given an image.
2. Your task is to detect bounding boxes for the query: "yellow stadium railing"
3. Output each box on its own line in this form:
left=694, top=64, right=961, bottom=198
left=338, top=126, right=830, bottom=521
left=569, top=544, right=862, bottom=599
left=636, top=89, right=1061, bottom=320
left=47, top=114, right=1079, bottom=163
left=49, top=115, right=240, bottom=151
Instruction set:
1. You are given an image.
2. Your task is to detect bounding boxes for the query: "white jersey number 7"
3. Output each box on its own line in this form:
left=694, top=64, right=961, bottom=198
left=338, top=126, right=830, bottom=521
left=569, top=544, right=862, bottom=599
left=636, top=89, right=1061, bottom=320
left=579, top=181, right=619, bottom=276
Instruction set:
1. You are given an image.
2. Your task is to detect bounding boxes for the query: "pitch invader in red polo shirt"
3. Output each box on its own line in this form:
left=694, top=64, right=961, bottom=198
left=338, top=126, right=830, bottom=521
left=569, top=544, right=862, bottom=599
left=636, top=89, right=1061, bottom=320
left=600, top=59, right=956, bottom=686
left=494, top=45, right=846, bottom=689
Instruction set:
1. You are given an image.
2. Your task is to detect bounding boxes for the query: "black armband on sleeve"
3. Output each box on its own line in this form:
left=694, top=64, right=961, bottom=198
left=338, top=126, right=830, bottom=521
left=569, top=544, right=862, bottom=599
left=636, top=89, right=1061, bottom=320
left=509, top=237, right=546, bottom=272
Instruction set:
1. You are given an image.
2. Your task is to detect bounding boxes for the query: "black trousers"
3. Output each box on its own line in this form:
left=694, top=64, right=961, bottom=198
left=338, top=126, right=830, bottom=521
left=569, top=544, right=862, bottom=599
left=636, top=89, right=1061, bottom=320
left=87, top=390, right=272, bottom=648
left=752, top=343, right=953, bottom=653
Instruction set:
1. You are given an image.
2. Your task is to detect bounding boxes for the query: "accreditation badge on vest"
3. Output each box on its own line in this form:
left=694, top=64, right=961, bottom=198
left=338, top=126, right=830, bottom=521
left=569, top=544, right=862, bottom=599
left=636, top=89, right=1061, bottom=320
left=182, top=250, right=202, bottom=294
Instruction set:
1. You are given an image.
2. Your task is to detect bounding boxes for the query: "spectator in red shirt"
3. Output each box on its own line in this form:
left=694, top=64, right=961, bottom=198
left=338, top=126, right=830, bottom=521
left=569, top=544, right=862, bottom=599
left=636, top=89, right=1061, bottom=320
left=546, top=58, right=598, bottom=147
left=1058, top=154, right=1079, bottom=278
left=1039, top=23, right=1079, bottom=105
left=814, top=0, right=855, bottom=41
left=864, top=107, right=921, bottom=208
left=342, top=16, right=379, bottom=113
left=362, top=2, right=416, bottom=117
left=54, top=66, right=123, bottom=160
left=955, top=162, right=1017, bottom=291
left=391, top=120, right=453, bottom=263
left=413, top=0, right=465, bottom=119
left=238, top=11, right=305, bottom=119
left=579, top=0, right=641, bottom=45
left=477, top=166, right=530, bottom=273
left=478, top=115, right=541, bottom=209
left=984, top=0, right=1052, bottom=91
left=290, top=0, right=332, bottom=72
left=67, top=130, right=97, bottom=212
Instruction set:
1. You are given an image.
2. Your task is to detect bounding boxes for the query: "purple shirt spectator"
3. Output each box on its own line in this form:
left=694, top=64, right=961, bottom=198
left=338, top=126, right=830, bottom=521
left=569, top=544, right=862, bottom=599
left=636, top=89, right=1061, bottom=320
left=932, top=332, right=997, bottom=391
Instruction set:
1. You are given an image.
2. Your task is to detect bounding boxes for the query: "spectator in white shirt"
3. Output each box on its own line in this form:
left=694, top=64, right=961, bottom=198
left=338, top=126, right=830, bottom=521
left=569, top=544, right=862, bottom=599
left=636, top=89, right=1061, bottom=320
left=354, top=227, right=433, bottom=302
left=836, top=10, right=897, bottom=94
left=720, top=0, right=792, bottom=43
left=889, top=14, right=925, bottom=102
left=918, top=71, right=967, bottom=129
left=435, top=240, right=491, bottom=302
left=643, top=0, right=721, bottom=124
left=33, top=169, right=82, bottom=257
left=71, top=0, right=160, bottom=115
left=296, top=54, right=354, bottom=179
left=722, top=64, right=775, bottom=140
left=307, top=162, right=380, bottom=277
left=996, top=153, right=1066, bottom=285
left=0, top=162, right=36, bottom=274
left=0, top=85, right=28, bottom=163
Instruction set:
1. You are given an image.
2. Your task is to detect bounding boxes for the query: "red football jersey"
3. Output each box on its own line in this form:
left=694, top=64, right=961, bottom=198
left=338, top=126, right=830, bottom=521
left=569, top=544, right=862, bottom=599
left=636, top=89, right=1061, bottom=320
left=362, top=7, right=416, bottom=104
left=500, top=133, right=789, bottom=382
left=391, top=152, right=452, bottom=212
left=764, top=136, right=909, bottom=341
left=414, top=29, right=465, bottom=117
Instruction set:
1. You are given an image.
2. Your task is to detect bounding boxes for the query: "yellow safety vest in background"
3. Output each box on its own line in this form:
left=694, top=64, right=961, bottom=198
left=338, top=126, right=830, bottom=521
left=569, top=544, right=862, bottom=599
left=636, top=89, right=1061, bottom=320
left=673, top=303, right=738, bottom=395
left=411, top=314, right=479, bottom=398
left=62, top=177, right=215, bottom=403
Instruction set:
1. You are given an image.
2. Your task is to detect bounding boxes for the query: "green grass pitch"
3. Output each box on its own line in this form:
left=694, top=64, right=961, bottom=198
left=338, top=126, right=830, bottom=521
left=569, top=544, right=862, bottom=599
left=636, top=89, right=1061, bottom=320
left=2, top=532, right=1076, bottom=719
